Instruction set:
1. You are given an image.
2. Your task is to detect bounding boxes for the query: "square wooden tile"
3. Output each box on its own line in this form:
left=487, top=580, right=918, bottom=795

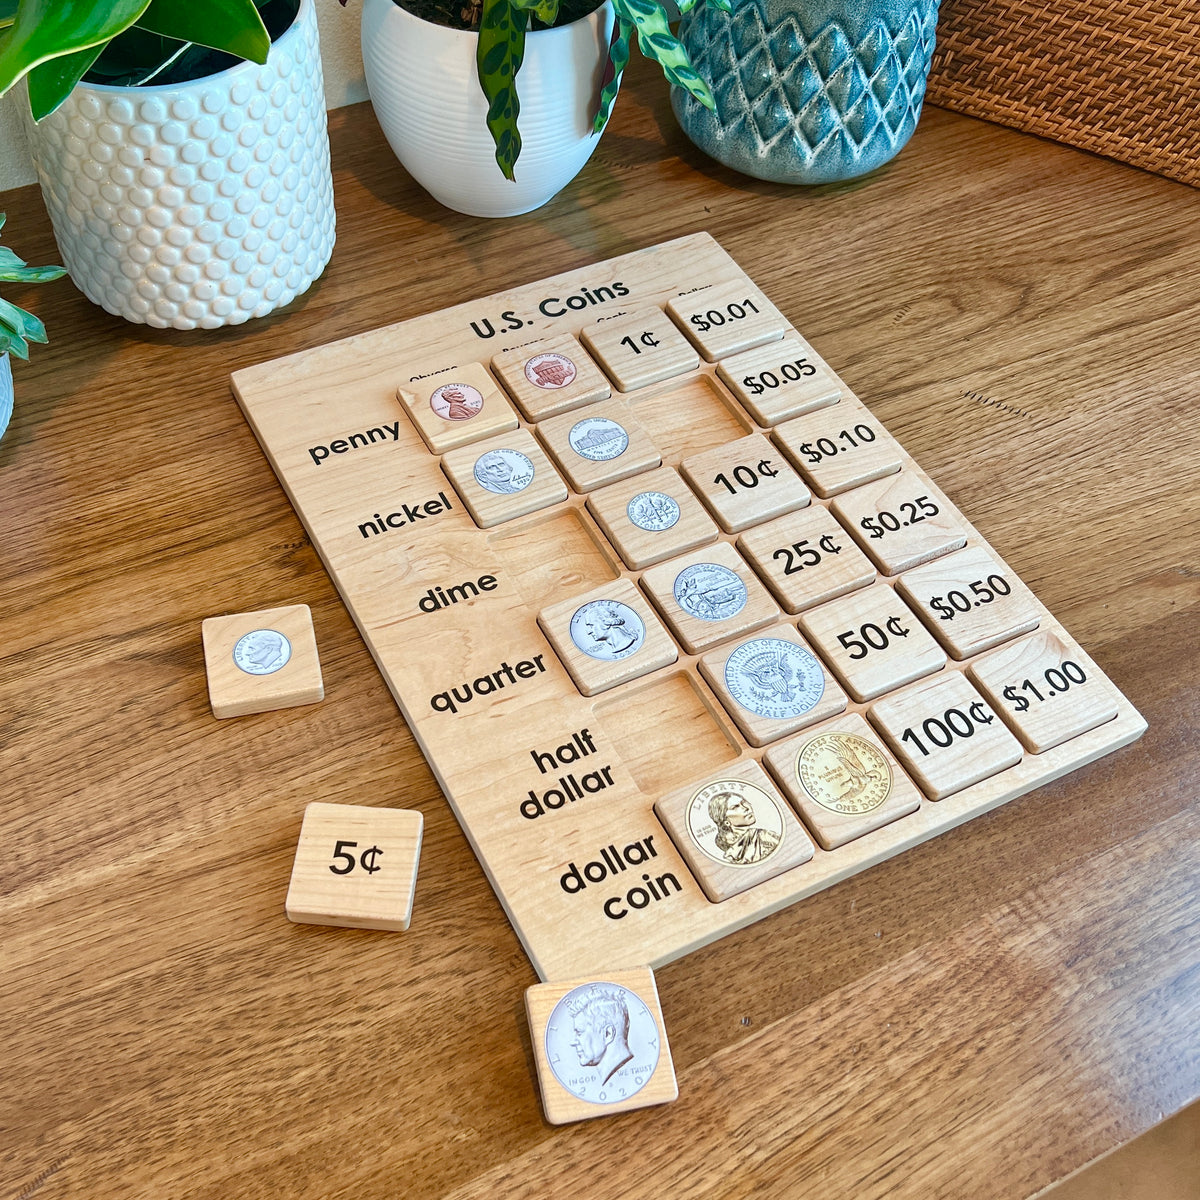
left=654, top=759, right=815, bottom=901
left=697, top=625, right=848, bottom=747
left=538, top=579, right=678, bottom=696
left=869, top=672, right=1023, bottom=799
left=968, top=631, right=1120, bottom=753
left=586, top=465, right=720, bottom=570
left=285, top=802, right=423, bottom=931
left=536, top=399, right=662, bottom=492
left=491, top=334, right=611, bottom=421
left=202, top=603, right=323, bottom=719
left=442, top=428, right=568, bottom=528
left=665, top=282, right=787, bottom=361
left=896, top=544, right=1042, bottom=660
left=737, top=504, right=876, bottom=613
left=764, top=712, right=923, bottom=850
left=774, top=406, right=903, bottom=497
left=798, top=583, right=946, bottom=702
left=832, top=473, right=969, bottom=575
left=526, top=967, right=677, bottom=1124
left=717, top=336, right=843, bottom=426
left=640, top=541, right=779, bottom=655
left=580, top=307, right=700, bottom=392
left=397, top=361, right=519, bottom=454
left=680, top=432, right=811, bottom=533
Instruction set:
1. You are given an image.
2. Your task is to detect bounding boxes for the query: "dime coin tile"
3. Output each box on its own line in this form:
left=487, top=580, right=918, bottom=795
left=202, top=602, right=323, bottom=719
left=774, top=406, right=903, bottom=497
left=681, top=432, right=811, bottom=533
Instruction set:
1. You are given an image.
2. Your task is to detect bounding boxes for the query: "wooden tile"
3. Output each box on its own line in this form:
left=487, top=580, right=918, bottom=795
left=680, top=432, right=811, bottom=533
left=491, top=333, right=611, bottom=421
left=586, top=465, right=719, bottom=570
left=536, top=399, right=661, bottom=493
left=798, top=583, right=946, bottom=702
left=580, top=307, right=700, bottom=392
left=526, top=967, right=677, bottom=1124
left=442, top=428, right=568, bottom=528
left=717, top=335, right=842, bottom=426
left=285, top=802, right=423, bottom=931
left=737, top=505, right=876, bottom=614
left=397, top=361, right=518, bottom=454
left=869, top=672, right=1023, bottom=799
left=665, top=281, right=786, bottom=361
left=968, top=632, right=1120, bottom=753
left=896, top=545, right=1042, bottom=660
left=654, top=759, right=816, bottom=901
left=640, top=541, right=779, bottom=655
left=538, top=579, right=678, bottom=697
left=774, top=406, right=903, bottom=497
left=763, top=712, right=923, bottom=850
left=832, top=472, right=969, bottom=575
left=202, top=603, right=323, bottom=719
left=697, top=625, right=848, bottom=747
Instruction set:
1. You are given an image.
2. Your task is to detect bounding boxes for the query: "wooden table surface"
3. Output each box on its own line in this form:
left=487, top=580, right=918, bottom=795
left=2, top=53, right=1198, bottom=1200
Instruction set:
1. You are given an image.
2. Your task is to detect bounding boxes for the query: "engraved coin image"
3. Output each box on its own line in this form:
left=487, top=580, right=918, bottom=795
left=473, top=447, right=535, bottom=494
left=568, top=416, right=629, bottom=462
left=525, top=352, right=577, bottom=390
left=724, top=638, right=825, bottom=720
left=797, top=732, right=893, bottom=815
left=429, top=382, right=484, bottom=421
left=627, top=490, right=680, bottom=532
left=569, top=599, right=646, bottom=661
left=232, top=629, right=292, bottom=676
left=687, top=778, right=785, bottom=867
left=673, top=562, right=747, bottom=621
left=546, top=982, right=662, bottom=1104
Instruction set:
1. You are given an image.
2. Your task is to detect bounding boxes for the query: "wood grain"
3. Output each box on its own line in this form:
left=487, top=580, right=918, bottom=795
left=0, top=51, right=1197, bottom=1198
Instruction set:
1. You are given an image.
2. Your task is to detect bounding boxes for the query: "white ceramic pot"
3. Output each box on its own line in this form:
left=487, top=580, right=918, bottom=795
left=25, top=0, right=335, bottom=330
left=362, top=0, right=616, bottom=217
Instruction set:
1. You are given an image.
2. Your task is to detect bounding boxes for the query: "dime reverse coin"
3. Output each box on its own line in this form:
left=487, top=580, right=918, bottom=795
left=687, top=777, right=786, bottom=866
left=627, top=490, right=680, bottom=532
left=430, top=382, right=484, bottom=421
left=568, top=416, right=629, bottom=462
left=724, top=638, right=825, bottom=720
left=796, top=732, right=893, bottom=815
left=569, top=599, right=646, bottom=661
left=545, top=981, right=661, bottom=1105
left=525, top=352, right=577, bottom=390
left=473, top=447, right=535, bottom=494
left=673, top=562, right=747, bottom=621
left=232, top=628, right=292, bottom=676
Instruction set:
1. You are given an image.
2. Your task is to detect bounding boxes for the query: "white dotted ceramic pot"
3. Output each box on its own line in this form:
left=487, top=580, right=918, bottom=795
left=25, top=0, right=335, bottom=330
left=362, top=0, right=616, bottom=218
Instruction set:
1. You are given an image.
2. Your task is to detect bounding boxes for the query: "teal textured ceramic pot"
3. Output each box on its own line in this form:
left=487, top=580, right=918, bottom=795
left=672, top=0, right=939, bottom=184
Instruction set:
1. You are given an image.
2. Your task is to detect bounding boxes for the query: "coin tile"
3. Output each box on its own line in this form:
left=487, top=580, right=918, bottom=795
left=717, top=335, right=842, bottom=425
left=536, top=398, right=661, bottom=492
left=491, top=333, right=611, bottom=420
left=665, top=282, right=786, bottom=361
left=580, top=306, right=700, bottom=391
left=442, top=428, right=568, bottom=528
left=763, top=712, right=922, bottom=849
left=397, top=360, right=519, bottom=454
left=654, top=759, right=816, bottom=901
left=526, top=966, right=677, bottom=1124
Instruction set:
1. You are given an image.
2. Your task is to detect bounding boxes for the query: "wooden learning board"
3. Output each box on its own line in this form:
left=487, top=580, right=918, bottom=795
left=231, top=233, right=1147, bottom=982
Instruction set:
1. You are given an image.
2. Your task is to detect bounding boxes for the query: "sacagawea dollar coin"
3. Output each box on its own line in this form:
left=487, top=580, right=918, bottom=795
left=686, top=777, right=785, bottom=867
left=796, top=732, right=893, bottom=814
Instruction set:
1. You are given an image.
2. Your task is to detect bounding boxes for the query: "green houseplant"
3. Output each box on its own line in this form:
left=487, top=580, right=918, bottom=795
left=0, top=211, right=66, bottom=441
left=0, top=0, right=336, bottom=330
left=357, top=0, right=731, bottom=216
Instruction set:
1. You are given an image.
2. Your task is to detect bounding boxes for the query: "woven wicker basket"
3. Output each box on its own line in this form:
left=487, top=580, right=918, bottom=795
left=925, top=0, right=1200, bottom=187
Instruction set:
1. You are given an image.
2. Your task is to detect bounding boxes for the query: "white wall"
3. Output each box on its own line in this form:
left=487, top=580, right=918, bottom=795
left=0, top=1, right=367, bottom=191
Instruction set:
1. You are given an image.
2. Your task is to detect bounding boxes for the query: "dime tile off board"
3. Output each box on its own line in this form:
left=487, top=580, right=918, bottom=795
left=286, top=802, right=423, bottom=931
left=231, top=233, right=1146, bottom=982
left=526, top=966, right=677, bottom=1124
left=202, top=603, right=323, bottom=719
